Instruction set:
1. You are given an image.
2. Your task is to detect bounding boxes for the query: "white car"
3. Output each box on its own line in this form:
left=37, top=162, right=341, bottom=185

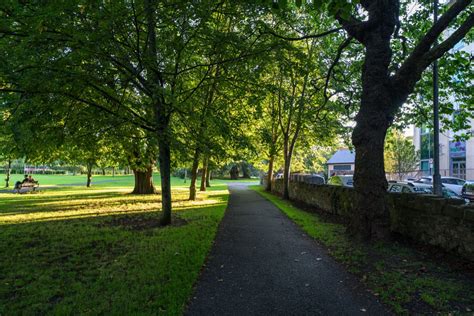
left=413, top=176, right=465, bottom=195
left=388, top=181, right=468, bottom=203
left=388, top=182, right=431, bottom=194
left=440, top=177, right=465, bottom=195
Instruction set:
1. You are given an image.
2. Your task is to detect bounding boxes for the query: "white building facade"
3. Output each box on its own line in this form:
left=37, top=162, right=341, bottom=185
left=413, top=37, right=473, bottom=180
left=413, top=124, right=474, bottom=180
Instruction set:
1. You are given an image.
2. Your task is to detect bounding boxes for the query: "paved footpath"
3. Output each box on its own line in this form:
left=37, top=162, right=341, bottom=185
left=186, top=183, right=391, bottom=316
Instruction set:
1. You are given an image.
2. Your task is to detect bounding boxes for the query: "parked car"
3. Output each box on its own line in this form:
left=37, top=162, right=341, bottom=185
left=387, top=182, right=431, bottom=194
left=327, top=175, right=353, bottom=187
left=388, top=182, right=468, bottom=203
left=415, top=177, right=432, bottom=184
left=413, top=176, right=465, bottom=195
left=304, top=174, right=326, bottom=185
left=461, top=181, right=474, bottom=202
left=440, top=177, right=466, bottom=195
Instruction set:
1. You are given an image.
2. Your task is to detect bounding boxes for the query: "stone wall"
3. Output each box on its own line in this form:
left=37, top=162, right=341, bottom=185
left=270, top=179, right=474, bottom=261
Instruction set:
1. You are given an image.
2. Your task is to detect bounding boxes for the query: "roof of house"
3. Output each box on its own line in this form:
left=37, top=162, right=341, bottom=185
left=327, top=149, right=355, bottom=164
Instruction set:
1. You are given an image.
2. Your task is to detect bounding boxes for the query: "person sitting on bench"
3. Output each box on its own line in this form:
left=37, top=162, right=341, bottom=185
left=27, top=175, right=37, bottom=184
left=14, top=175, right=28, bottom=191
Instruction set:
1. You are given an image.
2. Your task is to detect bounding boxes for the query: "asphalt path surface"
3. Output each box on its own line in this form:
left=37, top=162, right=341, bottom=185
left=186, top=183, right=391, bottom=316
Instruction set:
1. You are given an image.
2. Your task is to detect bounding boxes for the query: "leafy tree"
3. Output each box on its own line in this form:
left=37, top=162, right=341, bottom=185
left=329, top=0, right=473, bottom=239
left=261, top=0, right=472, bottom=238
left=0, top=1, right=264, bottom=224
left=384, top=130, right=419, bottom=180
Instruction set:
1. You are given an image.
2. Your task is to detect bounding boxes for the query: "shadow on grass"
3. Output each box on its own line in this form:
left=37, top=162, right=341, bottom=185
left=0, top=191, right=229, bottom=315
left=0, top=188, right=209, bottom=215
left=0, top=190, right=228, bottom=225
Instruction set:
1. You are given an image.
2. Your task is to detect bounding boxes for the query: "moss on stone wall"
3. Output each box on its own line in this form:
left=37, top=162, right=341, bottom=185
left=270, top=179, right=474, bottom=261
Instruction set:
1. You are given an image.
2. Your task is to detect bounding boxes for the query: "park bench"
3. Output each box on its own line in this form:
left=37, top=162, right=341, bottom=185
left=15, top=181, right=39, bottom=193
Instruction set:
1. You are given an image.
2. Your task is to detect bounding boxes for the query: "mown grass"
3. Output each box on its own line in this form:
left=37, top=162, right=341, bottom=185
left=2, top=173, right=258, bottom=189
left=251, top=185, right=474, bottom=315
left=0, top=179, right=230, bottom=315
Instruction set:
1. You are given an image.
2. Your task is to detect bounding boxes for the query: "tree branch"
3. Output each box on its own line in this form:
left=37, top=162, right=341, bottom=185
left=392, top=7, right=473, bottom=103
left=334, top=13, right=367, bottom=43
left=261, top=27, right=343, bottom=41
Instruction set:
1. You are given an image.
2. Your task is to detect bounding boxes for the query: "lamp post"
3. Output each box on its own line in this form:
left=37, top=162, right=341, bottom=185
left=432, top=0, right=442, bottom=196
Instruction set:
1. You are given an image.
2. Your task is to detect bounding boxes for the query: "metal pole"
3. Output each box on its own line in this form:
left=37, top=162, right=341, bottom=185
left=433, top=0, right=442, bottom=196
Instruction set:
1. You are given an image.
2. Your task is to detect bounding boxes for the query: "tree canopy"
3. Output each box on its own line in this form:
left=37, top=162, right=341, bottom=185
left=1, top=0, right=472, bottom=237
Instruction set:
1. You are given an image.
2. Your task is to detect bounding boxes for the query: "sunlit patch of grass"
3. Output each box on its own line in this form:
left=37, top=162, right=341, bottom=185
left=0, top=186, right=228, bottom=225
left=0, top=183, right=229, bottom=315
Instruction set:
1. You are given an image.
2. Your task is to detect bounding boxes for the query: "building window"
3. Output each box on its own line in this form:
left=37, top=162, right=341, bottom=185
left=420, top=132, right=434, bottom=160
left=333, top=164, right=352, bottom=171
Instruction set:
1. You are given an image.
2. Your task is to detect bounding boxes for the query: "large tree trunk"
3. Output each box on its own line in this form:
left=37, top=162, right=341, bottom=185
left=349, top=20, right=395, bottom=240
left=132, top=166, right=156, bottom=194
left=158, top=136, right=172, bottom=226
left=266, top=155, right=274, bottom=192
left=189, top=148, right=200, bottom=200
left=200, top=157, right=208, bottom=192
left=86, top=162, right=93, bottom=187
left=5, top=159, right=11, bottom=188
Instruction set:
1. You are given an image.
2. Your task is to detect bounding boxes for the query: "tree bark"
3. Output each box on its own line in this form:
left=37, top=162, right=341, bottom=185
left=282, top=136, right=294, bottom=200
left=205, top=167, right=211, bottom=188
left=282, top=156, right=291, bottom=199
left=266, top=155, right=274, bottom=192
left=200, top=157, right=208, bottom=192
left=230, top=165, right=239, bottom=180
left=348, top=7, right=396, bottom=240
left=189, top=148, right=200, bottom=200
left=132, top=166, right=156, bottom=194
left=241, top=162, right=251, bottom=178
left=158, top=136, right=172, bottom=226
left=5, top=159, right=11, bottom=188
left=86, top=162, right=93, bottom=187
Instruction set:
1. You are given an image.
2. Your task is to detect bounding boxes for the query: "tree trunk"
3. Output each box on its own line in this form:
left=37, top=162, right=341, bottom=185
left=200, top=157, right=208, bottom=192
left=349, top=27, right=395, bottom=240
left=205, top=167, right=211, bottom=188
left=132, top=166, right=156, bottom=194
left=241, top=162, right=251, bottom=178
left=189, top=148, right=200, bottom=200
left=86, top=162, right=93, bottom=187
left=112, top=167, right=115, bottom=177
left=5, top=159, right=11, bottom=188
left=351, top=121, right=390, bottom=240
left=158, top=137, right=172, bottom=226
left=266, top=155, right=274, bottom=192
left=282, top=138, right=292, bottom=200
left=102, top=168, right=106, bottom=176
left=230, top=165, right=239, bottom=180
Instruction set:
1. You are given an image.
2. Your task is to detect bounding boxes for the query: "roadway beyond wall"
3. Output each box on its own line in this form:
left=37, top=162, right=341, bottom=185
left=269, top=179, right=474, bottom=261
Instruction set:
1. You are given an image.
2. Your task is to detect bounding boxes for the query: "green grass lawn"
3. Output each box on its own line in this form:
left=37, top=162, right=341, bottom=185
left=2, top=173, right=258, bottom=189
left=0, top=177, right=230, bottom=315
left=251, top=185, right=474, bottom=315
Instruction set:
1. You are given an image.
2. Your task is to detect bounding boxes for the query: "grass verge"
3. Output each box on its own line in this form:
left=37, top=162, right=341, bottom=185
left=251, top=185, right=474, bottom=315
left=0, top=182, right=229, bottom=315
